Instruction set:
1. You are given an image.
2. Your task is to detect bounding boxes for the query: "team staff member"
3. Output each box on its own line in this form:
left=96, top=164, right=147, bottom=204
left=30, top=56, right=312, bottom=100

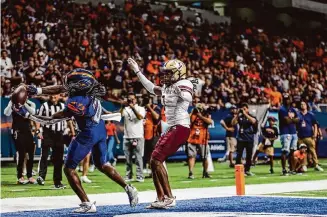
left=232, top=103, right=258, bottom=176
left=143, top=95, right=161, bottom=176
left=187, top=103, right=213, bottom=179
left=297, top=100, right=323, bottom=172
left=4, top=99, right=37, bottom=184
left=278, top=94, right=299, bottom=176
left=220, top=105, right=238, bottom=168
left=252, top=116, right=278, bottom=174
left=36, top=94, right=75, bottom=188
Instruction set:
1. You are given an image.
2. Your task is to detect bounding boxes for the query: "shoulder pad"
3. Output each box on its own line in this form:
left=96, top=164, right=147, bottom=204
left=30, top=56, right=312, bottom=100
left=176, top=79, right=194, bottom=94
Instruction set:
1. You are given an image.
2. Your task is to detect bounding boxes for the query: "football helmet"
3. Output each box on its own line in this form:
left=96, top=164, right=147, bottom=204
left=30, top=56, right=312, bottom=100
left=63, top=68, right=99, bottom=96
left=160, top=59, right=187, bottom=86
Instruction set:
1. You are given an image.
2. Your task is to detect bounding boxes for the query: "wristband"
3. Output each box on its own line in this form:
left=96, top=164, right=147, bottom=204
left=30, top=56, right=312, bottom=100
left=36, top=88, right=42, bottom=95
left=35, top=130, right=40, bottom=134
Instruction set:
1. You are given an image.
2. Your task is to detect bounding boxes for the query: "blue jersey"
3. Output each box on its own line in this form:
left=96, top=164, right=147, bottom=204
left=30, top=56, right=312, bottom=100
left=297, top=111, right=317, bottom=139
left=278, top=105, right=297, bottom=135
left=63, top=95, right=108, bottom=169
left=64, top=96, right=102, bottom=131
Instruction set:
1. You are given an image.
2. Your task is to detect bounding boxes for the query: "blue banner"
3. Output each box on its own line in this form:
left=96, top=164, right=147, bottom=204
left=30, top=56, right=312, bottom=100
left=1, top=98, right=327, bottom=160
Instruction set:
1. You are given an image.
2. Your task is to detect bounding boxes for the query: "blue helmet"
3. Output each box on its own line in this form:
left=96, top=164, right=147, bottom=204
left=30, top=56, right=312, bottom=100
left=63, top=68, right=98, bottom=96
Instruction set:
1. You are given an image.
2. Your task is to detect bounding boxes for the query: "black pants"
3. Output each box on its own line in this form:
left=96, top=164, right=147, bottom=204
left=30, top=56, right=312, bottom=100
left=143, top=137, right=159, bottom=166
left=236, top=140, right=253, bottom=172
left=39, top=129, right=64, bottom=184
left=13, top=130, right=35, bottom=179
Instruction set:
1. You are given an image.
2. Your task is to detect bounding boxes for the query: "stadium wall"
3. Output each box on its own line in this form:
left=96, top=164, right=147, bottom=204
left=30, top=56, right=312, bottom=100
left=1, top=98, right=327, bottom=161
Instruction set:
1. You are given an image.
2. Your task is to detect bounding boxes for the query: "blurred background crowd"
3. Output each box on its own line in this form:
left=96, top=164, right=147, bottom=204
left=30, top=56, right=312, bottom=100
left=1, top=0, right=327, bottom=111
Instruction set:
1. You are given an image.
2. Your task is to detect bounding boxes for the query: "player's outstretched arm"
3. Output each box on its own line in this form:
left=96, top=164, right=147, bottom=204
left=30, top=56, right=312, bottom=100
left=127, top=58, right=162, bottom=96
left=15, top=106, right=70, bottom=125
left=26, top=85, right=66, bottom=96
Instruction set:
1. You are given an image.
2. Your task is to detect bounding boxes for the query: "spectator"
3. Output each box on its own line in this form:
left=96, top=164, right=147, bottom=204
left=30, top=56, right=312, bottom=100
left=110, top=60, right=125, bottom=97
left=252, top=116, right=278, bottom=174
left=2, top=79, right=12, bottom=98
left=220, top=105, right=238, bottom=168
left=278, top=94, right=299, bottom=175
left=121, top=92, right=146, bottom=182
left=187, top=103, right=213, bottom=179
left=0, top=50, right=13, bottom=78
left=291, top=144, right=307, bottom=174
left=142, top=95, right=161, bottom=177
left=105, top=120, right=120, bottom=166
left=232, top=103, right=258, bottom=176
left=297, top=100, right=323, bottom=172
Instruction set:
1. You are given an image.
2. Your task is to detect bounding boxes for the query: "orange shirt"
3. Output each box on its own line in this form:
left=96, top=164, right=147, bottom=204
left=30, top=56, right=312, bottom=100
left=298, top=68, right=308, bottom=81
left=73, top=60, right=82, bottom=68
left=144, top=105, right=159, bottom=140
left=270, top=91, right=282, bottom=106
left=146, top=60, right=161, bottom=75
left=202, top=48, right=212, bottom=63
left=106, top=123, right=116, bottom=136
left=294, top=150, right=306, bottom=160
left=187, top=114, right=210, bottom=145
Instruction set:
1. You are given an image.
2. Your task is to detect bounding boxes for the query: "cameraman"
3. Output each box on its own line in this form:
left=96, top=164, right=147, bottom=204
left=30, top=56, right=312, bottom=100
left=232, top=103, right=258, bottom=176
left=143, top=95, right=161, bottom=177
left=121, top=92, right=146, bottom=182
left=187, top=103, right=213, bottom=179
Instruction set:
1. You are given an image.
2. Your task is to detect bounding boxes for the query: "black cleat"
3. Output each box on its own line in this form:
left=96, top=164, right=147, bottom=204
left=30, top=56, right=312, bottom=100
left=202, top=172, right=211, bottom=178
left=54, top=182, right=66, bottom=189
left=37, top=176, right=45, bottom=185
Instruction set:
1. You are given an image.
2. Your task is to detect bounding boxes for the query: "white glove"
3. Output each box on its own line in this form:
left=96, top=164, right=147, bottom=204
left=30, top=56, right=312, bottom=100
left=127, top=58, right=140, bottom=73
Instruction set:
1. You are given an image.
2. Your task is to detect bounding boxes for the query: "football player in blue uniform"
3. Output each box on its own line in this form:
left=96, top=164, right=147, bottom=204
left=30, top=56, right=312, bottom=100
left=15, top=68, right=138, bottom=213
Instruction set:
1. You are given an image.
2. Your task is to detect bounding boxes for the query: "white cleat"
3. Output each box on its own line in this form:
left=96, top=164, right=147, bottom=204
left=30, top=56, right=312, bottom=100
left=146, top=200, right=167, bottom=209
left=81, top=176, right=92, bottom=183
left=73, top=201, right=96, bottom=213
left=164, top=196, right=176, bottom=207
left=315, top=165, right=324, bottom=172
left=125, top=184, right=139, bottom=207
left=302, top=165, right=308, bottom=172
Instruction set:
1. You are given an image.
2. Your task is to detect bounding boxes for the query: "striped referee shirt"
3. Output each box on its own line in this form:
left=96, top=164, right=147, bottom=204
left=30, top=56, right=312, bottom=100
left=38, top=101, right=66, bottom=132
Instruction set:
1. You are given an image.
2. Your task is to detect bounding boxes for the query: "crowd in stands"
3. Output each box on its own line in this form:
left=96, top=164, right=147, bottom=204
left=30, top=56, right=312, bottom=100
left=1, top=0, right=327, bottom=111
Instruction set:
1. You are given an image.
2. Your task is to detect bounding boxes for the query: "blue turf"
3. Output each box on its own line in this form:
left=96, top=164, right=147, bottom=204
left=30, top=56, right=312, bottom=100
left=2, top=197, right=327, bottom=217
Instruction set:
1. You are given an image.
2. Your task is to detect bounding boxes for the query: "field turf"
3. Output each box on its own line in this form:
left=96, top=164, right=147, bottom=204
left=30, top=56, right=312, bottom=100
left=1, top=160, right=327, bottom=199
left=274, top=190, right=327, bottom=197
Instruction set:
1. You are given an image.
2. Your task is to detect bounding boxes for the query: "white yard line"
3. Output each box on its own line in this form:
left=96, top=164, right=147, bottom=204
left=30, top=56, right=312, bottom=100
left=1, top=180, right=327, bottom=213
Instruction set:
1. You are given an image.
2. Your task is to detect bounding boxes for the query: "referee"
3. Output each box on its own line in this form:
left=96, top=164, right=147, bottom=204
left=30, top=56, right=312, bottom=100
left=36, top=94, right=75, bottom=189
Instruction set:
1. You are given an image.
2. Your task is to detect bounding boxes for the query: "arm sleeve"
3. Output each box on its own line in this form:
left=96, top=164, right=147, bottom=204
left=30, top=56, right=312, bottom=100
left=136, top=72, right=156, bottom=95
left=177, top=81, right=194, bottom=103
left=139, top=107, right=146, bottom=118
left=29, top=115, right=71, bottom=125
left=25, top=100, right=36, bottom=115
left=179, top=91, right=192, bottom=103
left=4, top=100, right=12, bottom=116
